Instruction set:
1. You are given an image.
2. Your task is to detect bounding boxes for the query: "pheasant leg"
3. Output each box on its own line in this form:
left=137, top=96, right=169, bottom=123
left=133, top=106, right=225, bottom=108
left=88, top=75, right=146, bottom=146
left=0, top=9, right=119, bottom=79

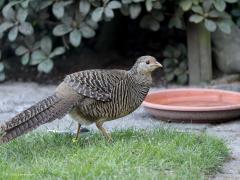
left=75, top=123, right=81, bottom=140
left=96, top=122, right=112, bottom=142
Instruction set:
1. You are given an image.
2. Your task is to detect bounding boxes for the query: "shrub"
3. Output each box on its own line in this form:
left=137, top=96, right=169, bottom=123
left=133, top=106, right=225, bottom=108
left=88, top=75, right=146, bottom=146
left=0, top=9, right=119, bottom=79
left=163, top=44, right=188, bottom=85
left=0, top=0, right=239, bottom=82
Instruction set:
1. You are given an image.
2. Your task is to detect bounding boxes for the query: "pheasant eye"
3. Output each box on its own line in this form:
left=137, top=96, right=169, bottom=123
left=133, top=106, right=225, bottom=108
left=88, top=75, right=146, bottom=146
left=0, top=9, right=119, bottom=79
left=146, top=60, right=150, bottom=64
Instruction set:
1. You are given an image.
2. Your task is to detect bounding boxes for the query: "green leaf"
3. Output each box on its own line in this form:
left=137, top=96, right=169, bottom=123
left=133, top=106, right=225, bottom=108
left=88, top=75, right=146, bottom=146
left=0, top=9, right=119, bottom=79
left=86, top=19, right=98, bottom=30
left=33, top=41, right=40, bottom=49
left=69, top=29, right=82, bottom=47
left=50, top=47, right=66, bottom=57
left=231, top=9, right=240, bottom=17
left=179, top=61, right=187, bottom=69
left=208, top=10, right=220, bottom=18
left=164, top=68, right=173, bottom=73
left=37, top=59, right=54, bottom=73
left=203, top=1, right=213, bottom=12
left=120, top=4, right=129, bottom=16
left=145, top=0, right=153, bottom=12
left=39, top=0, right=53, bottom=10
left=174, top=67, right=184, bottom=75
left=41, top=36, right=52, bottom=54
left=140, top=15, right=160, bottom=31
left=8, top=26, right=18, bottom=42
left=107, top=1, right=121, bottom=9
left=189, top=14, right=204, bottom=23
left=104, top=7, right=114, bottom=18
left=129, top=4, right=141, bottom=19
left=153, top=1, right=162, bottom=10
left=80, top=26, right=95, bottom=38
left=15, top=46, right=28, bottom=56
left=224, top=0, right=238, bottom=3
left=16, top=7, right=28, bottom=23
left=178, top=44, right=187, bottom=56
left=52, top=2, right=64, bottom=19
left=0, top=72, right=6, bottom=81
left=191, top=5, right=203, bottom=14
left=21, top=0, right=31, bottom=8
left=21, top=53, right=30, bottom=65
left=30, top=50, right=47, bottom=65
left=0, top=22, right=14, bottom=33
left=152, top=11, right=164, bottom=21
left=92, top=7, right=104, bottom=22
left=173, top=49, right=181, bottom=58
left=218, top=21, right=231, bottom=34
left=53, top=24, right=72, bottom=36
left=163, top=47, right=174, bottom=58
left=180, top=0, right=192, bottom=11
left=213, top=0, right=226, bottom=12
left=149, top=20, right=160, bottom=31
left=2, top=2, right=17, bottom=20
left=18, top=22, right=34, bottom=35
left=122, top=0, right=132, bottom=4
left=177, top=74, right=188, bottom=84
left=79, top=0, right=91, bottom=15
left=62, top=0, right=73, bottom=6
left=133, top=0, right=145, bottom=2
left=169, top=16, right=184, bottom=29
left=237, top=19, right=240, bottom=27
left=163, top=58, right=175, bottom=67
left=192, top=0, right=200, bottom=5
left=168, top=8, right=185, bottom=29
left=165, top=73, right=175, bottom=82
left=0, top=0, right=6, bottom=8
left=204, top=19, right=217, bottom=32
left=0, top=62, right=4, bottom=71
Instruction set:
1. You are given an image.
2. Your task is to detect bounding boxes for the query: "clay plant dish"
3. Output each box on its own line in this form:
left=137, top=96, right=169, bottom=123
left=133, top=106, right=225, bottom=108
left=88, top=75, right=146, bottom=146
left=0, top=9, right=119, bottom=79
left=142, top=88, right=240, bottom=123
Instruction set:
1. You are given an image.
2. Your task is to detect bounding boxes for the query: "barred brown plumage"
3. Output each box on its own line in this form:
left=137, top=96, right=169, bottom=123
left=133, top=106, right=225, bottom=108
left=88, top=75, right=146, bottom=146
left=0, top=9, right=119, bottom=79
left=0, top=55, right=162, bottom=143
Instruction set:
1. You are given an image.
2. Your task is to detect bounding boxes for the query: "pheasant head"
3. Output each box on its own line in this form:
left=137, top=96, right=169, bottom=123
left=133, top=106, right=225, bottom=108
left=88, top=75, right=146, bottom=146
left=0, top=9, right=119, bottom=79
left=130, top=55, right=162, bottom=75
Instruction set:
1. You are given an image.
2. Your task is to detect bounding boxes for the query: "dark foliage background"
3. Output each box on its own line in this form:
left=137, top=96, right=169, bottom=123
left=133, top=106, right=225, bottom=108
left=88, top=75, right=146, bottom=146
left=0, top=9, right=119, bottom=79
left=0, top=0, right=239, bottom=84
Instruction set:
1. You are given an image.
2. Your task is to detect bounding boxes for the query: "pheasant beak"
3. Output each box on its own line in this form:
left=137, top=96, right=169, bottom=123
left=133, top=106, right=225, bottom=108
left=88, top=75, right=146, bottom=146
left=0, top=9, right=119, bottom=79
left=151, top=60, right=162, bottom=68
left=155, top=61, right=162, bottom=68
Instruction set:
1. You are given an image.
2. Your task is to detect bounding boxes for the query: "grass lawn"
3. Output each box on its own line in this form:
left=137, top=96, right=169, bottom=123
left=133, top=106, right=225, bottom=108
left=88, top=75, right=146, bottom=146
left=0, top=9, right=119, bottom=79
left=0, top=129, right=228, bottom=180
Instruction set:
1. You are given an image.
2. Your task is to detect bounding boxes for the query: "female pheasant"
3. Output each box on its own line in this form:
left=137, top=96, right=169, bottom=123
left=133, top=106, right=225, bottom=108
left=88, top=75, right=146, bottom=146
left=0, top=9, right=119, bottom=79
left=0, top=55, right=162, bottom=143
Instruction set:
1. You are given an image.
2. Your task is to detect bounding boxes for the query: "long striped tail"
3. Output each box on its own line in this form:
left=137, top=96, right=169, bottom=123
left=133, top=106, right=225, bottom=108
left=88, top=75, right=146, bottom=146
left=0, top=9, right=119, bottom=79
left=0, top=94, right=74, bottom=144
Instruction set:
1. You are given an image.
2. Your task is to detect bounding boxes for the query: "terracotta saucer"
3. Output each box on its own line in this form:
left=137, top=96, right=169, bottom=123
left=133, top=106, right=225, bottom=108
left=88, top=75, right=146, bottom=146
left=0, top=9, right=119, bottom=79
left=142, top=88, right=240, bottom=123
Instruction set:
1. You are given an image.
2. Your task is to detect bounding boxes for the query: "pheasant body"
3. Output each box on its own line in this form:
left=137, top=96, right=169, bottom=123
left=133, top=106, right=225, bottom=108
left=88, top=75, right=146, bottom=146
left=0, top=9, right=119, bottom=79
left=66, top=70, right=151, bottom=124
left=0, top=56, right=162, bottom=143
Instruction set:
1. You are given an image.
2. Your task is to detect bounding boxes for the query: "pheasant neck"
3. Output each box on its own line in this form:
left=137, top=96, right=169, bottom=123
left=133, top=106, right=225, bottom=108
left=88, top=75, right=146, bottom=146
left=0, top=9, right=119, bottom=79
left=128, top=69, right=152, bottom=87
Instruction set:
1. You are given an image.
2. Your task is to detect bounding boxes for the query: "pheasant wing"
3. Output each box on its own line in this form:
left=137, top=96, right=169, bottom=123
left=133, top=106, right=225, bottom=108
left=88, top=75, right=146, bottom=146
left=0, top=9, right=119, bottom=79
left=64, top=69, right=127, bottom=102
